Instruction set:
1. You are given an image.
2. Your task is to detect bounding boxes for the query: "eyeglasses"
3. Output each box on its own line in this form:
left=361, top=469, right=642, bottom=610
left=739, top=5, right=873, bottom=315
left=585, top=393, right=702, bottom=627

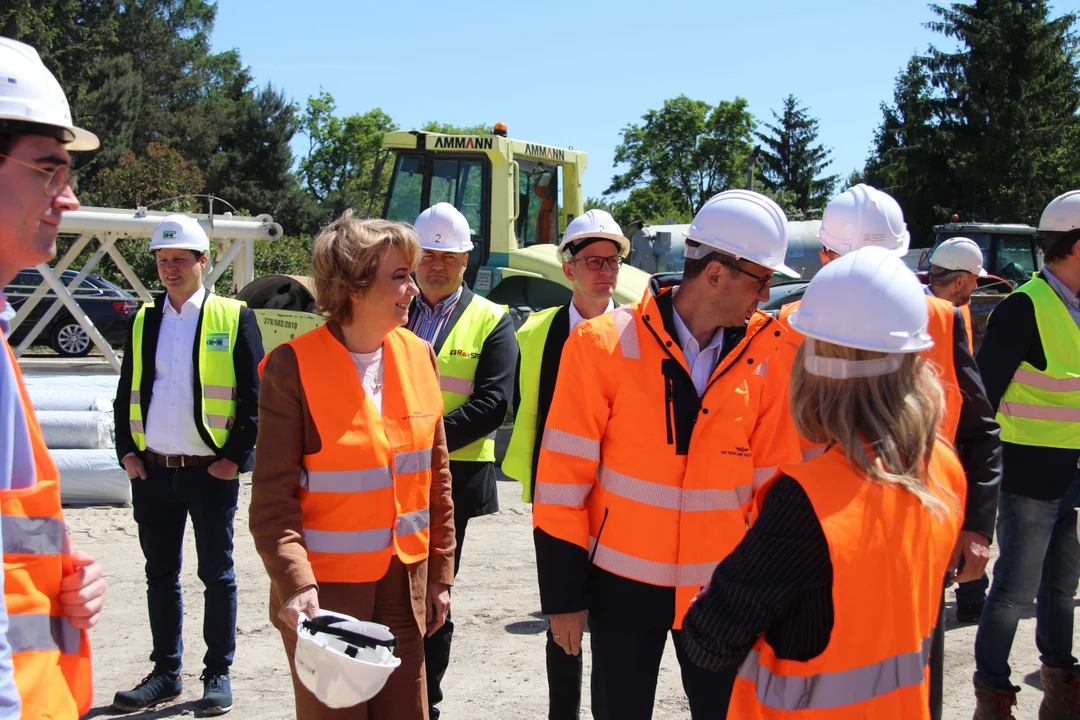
left=718, top=257, right=772, bottom=293
left=570, top=255, right=623, bottom=271
left=0, top=152, right=77, bottom=197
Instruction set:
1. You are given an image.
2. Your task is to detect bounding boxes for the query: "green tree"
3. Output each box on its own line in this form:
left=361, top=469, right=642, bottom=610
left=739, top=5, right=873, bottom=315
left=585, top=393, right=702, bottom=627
left=757, top=95, right=838, bottom=213
left=299, top=91, right=397, bottom=220
left=420, top=121, right=491, bottom=135
left=90, top=141, right=204, bottom=211
left=606, top=95, right=756, bottom=220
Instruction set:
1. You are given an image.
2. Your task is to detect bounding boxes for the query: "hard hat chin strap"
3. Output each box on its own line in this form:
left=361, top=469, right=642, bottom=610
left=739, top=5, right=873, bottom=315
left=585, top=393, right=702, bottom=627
left=803, top=339, right=904, bottom=379
left=301, top=615, right=398, bottom=650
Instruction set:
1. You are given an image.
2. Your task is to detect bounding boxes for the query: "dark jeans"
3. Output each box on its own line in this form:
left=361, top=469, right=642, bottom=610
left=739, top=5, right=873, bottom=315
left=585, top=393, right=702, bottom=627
left=589, top=610, right=736, bottom=720
left=974, top=474, right=1080, bottom=690
left=425, top=513, right=468, bottom=719
left=546, top=628, right=583, bottom=719
left=130, top=462, right=239, bottom=677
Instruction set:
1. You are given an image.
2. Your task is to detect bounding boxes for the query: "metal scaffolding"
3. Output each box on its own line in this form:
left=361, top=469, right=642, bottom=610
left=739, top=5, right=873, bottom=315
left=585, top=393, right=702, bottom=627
left=8, top=206, right=283, bottom=372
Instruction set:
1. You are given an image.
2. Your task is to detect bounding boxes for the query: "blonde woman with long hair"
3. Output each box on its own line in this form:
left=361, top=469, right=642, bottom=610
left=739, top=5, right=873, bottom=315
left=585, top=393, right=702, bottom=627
left=682, top=246, right=966, bottom=719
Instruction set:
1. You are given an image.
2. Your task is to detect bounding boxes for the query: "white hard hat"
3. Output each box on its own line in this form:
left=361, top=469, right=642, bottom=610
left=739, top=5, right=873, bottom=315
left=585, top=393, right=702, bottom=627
left=558, top=209, right=628, bottom=260
left=150, top=215, right=210, bottom=253
left=414, top=202, right=473, bottom=253
left=819, top=184, right=910, bottom=257
left=0, top=37, right=98, bottom=151
left=684, top=190, right=799, bottom=278
left=294, top=612, right=401, bottom=709
left=930, top=237, right=987, bottom=276
left=788, top=246, right=932, bottom=379
left=1039, top=190, right=1080, bottom=234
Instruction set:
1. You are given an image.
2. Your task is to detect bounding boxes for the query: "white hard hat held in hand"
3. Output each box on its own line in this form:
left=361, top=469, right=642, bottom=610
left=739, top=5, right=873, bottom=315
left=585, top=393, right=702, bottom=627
left=150, top=215, right=211, bottom=254
left=294, top=611, right=401, bottom=709
left=788, top=246, right=932, bottom=379
left=683, top=190, right=799, bottom=278
left=414, top=202, right=474, bottom=253
left=0, top=37, right=98, bottom=151
left=930, top=237, right=987, bottom=276
left=819, top=184, right=910, bottom=257
left=559, top=209, right=629, bottom=260
left=1039, top=190, right=1080, bottom=234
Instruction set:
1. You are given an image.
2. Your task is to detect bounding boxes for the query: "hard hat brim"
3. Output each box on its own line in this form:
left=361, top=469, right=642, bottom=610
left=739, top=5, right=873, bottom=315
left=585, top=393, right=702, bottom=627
left=150, top=242, right=210, bottom=253
left=558, top=232, right=630, bottom=258
left=788, top=309, right=934, bottom=354
left=67, top=125, right=100, bottom=152
left=0, top=114, right=100, bottom=151
left=419, top=241, right=474, bottom=253
left=683, top=231, right=801, bottom=279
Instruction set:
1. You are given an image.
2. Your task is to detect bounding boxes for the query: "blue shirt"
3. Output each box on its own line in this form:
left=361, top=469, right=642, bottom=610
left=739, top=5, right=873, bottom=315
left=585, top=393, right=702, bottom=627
left=1040, top=267, right=1080, bottom=330
left=407, top=285, right=463, bottom=344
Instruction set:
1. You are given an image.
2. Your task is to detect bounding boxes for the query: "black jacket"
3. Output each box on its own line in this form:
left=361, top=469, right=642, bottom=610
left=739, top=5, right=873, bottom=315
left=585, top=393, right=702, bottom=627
left=114, top=293, right=264, bottom=472
left=409, top=286, right=517, bottom=519
left=976, top=275, right=1080, bottom=501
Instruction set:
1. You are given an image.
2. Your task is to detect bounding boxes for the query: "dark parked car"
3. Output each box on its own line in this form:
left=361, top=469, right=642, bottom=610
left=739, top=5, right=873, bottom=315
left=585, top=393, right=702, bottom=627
left=3, top=268, right=138, bottom=356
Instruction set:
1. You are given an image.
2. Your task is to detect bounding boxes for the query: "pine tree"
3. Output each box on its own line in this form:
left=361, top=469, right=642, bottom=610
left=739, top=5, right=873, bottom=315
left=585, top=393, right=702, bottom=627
left=756, top=95, right=839, bottom=212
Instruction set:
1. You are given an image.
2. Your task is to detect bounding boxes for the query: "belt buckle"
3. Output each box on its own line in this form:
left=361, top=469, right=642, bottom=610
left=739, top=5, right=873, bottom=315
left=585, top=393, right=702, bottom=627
left=165, top=455, right=185, bottom=468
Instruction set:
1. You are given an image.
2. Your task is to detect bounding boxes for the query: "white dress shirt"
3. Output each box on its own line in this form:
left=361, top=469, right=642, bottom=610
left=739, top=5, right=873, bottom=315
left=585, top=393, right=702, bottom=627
left=671, top=304, right=725, bottom=397
left=568, top=298, right=615, bottom=333
left=144, top=286, right=216, bottom=456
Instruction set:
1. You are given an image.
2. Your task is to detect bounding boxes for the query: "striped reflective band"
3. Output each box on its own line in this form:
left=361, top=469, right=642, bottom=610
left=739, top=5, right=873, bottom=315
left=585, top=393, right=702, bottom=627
left=739, top=632, right=934, bottom=710
left=541, top=428, right=600, bottom=461
left=130, top=391, right=142, bottom=404
left=304, top=527, right=392, bottom=554
left=753, top=467, right=777, bottom=488
left=204, top=384, right=238, bottom=401
left=598, top=465, right=753, bottom=512
left=130, top=419, right=144, bottom=434
left=588, top=537, right=715, bottom=587
left=2, top=516, right=69, bottom=556
left=534, top=481, right=593, bottom=507
left=611, top=308, right=640, bottom=360
left=1012, top=369, right=1080, bottom=393
left=7, top=613, right=81, bottom=655
left=999, top=402, right=1080, bottom=423
left=206, top=414, right=235, bottom=430
left=396, top=448, right=433, bottom=475
left=301, top=466, right=393, bottom=493
left=396, top=508, right=430, bottom=537
left=440, top=376, right=475, bottom=396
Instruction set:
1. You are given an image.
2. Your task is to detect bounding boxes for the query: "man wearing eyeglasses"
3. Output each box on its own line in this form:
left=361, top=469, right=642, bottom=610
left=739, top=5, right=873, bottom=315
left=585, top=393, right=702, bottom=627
left=533, top=191, right=803, bottom=718
left=406, top=202, right=518, bottom=720
left=503, top=209, right=626, bottom=719
left=0, top=36, right=106, bottom=719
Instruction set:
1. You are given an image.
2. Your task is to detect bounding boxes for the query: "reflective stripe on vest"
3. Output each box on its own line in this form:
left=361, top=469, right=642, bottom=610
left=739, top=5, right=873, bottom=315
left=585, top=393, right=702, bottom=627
left=737, top=633, right=935, bottom=711
left=588, top=536, right=716, bottom=587
left=997, top=276, right=1080, bottom=449
left=2, top=338, right=94, bottom=717
left=729, top=444, right=965, bottom=719
left=289, top=325, right=443, bottom=583
left=129, top=294, right=244, bottom=450
left=503, top=307, right=561, bottom=500
left=435, top=295, right=508, bottom=462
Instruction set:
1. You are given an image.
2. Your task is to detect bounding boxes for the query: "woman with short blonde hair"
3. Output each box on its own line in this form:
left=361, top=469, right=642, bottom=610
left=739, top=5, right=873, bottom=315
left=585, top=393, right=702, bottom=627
left=252, top=212, right=455, bottom=719
left=684, top=247, right=966, bottom=719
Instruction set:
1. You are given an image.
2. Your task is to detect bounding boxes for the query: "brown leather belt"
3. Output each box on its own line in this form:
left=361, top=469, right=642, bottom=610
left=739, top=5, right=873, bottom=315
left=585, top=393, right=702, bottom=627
left=144, top=450, right=217, bottom=468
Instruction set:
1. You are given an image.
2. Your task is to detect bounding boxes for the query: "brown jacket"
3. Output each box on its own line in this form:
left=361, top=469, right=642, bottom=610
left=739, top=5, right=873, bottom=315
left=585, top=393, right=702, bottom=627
left=249, top=323, right=456, bottom=634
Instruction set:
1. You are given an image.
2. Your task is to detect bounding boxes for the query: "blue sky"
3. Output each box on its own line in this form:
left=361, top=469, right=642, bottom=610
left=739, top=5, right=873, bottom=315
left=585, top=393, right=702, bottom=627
left=211, top=0, right=983, bottom=201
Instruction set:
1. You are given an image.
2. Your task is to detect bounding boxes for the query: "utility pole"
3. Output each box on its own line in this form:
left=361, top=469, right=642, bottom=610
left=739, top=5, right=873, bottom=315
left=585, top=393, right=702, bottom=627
left=746, top=145, right=761, bottom=191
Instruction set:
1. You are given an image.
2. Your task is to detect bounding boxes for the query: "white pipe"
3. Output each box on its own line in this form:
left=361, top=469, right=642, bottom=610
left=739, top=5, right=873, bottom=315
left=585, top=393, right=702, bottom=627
left=59, top=207, right=283, bottom=242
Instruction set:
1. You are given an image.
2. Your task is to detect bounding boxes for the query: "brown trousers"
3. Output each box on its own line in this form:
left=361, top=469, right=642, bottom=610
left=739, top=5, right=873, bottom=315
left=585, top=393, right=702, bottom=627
left=278, top=558, right=428, bottom=720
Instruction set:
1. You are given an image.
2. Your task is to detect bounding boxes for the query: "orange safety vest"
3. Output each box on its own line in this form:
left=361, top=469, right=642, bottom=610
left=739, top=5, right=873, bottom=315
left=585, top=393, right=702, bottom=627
left=777, top=296, right=964, bottom=445
left=729, top=442, right=965, bottom=719
left=2, top=339, right=93, bottom=719
left=287, top=325, right=444, bottom=583
left=534, top=287, right=801, bottom=628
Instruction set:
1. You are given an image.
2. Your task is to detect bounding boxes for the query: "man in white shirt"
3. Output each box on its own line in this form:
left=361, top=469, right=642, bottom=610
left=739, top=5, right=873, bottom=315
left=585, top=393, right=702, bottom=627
left=112, top=216, right=263, bottom=715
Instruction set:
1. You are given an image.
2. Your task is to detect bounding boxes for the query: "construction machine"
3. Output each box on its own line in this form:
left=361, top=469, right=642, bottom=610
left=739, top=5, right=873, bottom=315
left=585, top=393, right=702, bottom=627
left=239, top=124, right=653, bottom=349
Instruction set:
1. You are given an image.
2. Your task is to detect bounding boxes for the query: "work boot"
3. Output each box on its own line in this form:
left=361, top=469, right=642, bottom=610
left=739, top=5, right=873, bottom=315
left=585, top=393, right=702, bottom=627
left=198, top=672, right=233, bottom=716
left=112, top=669, right=182, bottom=712
left=972, top=675, right=1018, bottom=720
left=1039, top=665, right=1080, bottom=719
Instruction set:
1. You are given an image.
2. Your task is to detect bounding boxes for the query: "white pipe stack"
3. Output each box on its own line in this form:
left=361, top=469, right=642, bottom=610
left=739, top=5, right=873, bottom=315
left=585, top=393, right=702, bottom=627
left=21, top=374, right=130, bottom=505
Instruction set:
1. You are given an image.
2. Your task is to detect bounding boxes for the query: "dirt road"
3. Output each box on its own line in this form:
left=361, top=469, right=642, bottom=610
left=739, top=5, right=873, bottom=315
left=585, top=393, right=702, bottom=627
left=71, top=476, right=1071, bottom=719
